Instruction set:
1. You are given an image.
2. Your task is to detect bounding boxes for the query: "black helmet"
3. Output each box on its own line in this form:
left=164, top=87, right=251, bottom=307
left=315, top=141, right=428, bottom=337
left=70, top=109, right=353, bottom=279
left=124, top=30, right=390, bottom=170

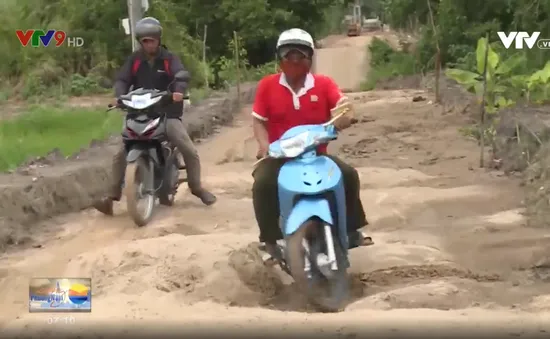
left=134, top=17, right=162, bottom=41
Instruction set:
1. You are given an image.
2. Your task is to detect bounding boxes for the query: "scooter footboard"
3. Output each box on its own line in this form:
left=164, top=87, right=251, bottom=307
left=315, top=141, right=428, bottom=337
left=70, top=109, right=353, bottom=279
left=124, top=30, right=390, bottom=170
left=284, top=198, right=333, bottom=236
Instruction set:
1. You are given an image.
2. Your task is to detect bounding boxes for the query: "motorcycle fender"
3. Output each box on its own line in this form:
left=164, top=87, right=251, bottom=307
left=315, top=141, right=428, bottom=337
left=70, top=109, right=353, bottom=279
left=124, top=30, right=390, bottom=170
left=284, top=198, right=333, bottom=236
left=126, top=149, right=145, bottom=163
left=126, top=148, right=160, bottom=164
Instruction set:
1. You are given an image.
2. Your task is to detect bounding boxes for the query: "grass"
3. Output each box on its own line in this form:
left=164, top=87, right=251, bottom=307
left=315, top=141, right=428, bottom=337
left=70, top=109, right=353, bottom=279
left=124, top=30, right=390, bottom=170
left=360, top=37, right=419, bottom=91
left=0, top=105, right=123, bottom=171
left=189, top=87, right=213, bottom=104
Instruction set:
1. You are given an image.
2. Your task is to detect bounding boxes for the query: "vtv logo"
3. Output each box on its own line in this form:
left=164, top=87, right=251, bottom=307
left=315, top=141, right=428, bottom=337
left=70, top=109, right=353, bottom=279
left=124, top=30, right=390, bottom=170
left=15, top=29, right=84, bottom=47
left=497, top=31, right=541, bottom=49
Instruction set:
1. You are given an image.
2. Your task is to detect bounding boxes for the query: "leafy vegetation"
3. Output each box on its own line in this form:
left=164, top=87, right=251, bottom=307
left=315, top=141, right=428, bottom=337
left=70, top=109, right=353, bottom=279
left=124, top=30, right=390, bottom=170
left=3, top=0, right=550, bottom=168
left=360, top=0, right=549, bottom=89
left=3, top=0, right=548, bottom=99
left=445, top=37, right=550, bottom=144
left=1, top=0, right=356, bottom=101
left=447, top=38, right=519, bottom=113
left=360, top=37, right=418, bottom=90
left=383, top=0, right=549, bottom=69
left=0, top=0, right=357, bottom=170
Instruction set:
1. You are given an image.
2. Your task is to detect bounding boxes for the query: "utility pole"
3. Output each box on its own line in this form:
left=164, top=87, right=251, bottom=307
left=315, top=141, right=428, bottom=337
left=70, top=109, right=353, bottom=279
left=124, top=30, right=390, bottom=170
left=127, top=0, right=136, bottom=51
left=127, top=0, right=147, bottom=52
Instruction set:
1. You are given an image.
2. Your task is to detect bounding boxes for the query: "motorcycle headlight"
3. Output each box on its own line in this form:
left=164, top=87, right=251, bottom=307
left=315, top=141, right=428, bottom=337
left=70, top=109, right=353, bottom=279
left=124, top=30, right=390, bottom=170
left=122, top=94, right=162, bottom=110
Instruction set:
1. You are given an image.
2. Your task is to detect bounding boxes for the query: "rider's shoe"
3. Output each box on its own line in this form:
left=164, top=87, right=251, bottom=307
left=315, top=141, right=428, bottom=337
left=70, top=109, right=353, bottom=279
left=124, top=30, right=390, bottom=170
left=192, top=189, right=217, bottom=206
left=93, top=197, right=114, bottom=216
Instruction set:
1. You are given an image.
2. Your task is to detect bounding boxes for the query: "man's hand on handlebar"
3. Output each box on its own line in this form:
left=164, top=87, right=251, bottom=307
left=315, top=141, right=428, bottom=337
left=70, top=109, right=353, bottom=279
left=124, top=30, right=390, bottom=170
left=172, top=92, right=184, bottom=102
left=107, top=99, right=122, bottom=112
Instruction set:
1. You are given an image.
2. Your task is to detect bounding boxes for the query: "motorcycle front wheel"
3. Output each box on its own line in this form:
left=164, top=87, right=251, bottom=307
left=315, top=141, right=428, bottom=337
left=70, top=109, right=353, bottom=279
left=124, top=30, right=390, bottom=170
left=124, top=157, right=155, bottom=227
left=158, top=159, right=179, bottom=206
left=286, top=219, right=349, bottom=312
left=159, top=147, right=182, bottom=206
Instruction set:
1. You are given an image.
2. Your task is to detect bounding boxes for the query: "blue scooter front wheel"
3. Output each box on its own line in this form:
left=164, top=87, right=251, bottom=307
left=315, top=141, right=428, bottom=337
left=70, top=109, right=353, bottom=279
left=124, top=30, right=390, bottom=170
left=285, top=219, right=349, bottom=312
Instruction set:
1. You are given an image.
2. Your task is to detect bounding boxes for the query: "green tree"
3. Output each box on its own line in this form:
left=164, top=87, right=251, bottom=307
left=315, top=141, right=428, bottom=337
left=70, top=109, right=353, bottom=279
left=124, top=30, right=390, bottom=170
left=1, top=0, right=354, bottom=98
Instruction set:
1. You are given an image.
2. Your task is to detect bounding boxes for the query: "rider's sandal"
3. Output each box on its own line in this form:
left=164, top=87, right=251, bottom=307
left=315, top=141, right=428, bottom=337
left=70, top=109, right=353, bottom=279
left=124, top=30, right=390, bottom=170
left=262, top=255, right=280, bottom=267
left=261, top=243, right=281, bottom=266
left=358, top=231, right=374, bottom=246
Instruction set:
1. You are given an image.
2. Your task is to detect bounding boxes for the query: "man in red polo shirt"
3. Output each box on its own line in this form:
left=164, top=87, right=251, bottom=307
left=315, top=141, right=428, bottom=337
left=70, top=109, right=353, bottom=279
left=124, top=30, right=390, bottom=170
left=252, top=28, right=370, bottom=259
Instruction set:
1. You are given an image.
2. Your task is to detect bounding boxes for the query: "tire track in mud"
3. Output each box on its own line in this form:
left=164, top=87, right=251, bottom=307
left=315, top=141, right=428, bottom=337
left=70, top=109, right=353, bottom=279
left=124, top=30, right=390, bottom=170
left=1, top=34, right=550, bottom=336
left=358, top=264, right=501, bottom=286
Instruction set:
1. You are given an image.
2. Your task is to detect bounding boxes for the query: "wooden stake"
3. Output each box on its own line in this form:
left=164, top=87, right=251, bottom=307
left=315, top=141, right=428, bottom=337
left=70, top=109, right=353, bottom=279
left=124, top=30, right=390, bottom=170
left=202, top=25, right=208, bottom=88
left=479, top=33, right=490, bottom=168
left=426, top=0, right=441, bottom=103
left=234, top=31, right=240, bottom=107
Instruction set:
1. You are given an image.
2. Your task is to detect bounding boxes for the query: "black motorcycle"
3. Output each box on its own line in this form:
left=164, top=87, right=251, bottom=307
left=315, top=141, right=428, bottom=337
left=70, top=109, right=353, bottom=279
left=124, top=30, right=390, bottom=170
left=108, top=71, right=189, bottom=226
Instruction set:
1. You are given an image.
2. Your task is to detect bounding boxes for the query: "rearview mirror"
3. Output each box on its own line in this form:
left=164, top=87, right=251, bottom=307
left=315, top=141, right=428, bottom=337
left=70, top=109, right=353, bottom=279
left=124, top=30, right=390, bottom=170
left=174, top=70, right=189, bottom=82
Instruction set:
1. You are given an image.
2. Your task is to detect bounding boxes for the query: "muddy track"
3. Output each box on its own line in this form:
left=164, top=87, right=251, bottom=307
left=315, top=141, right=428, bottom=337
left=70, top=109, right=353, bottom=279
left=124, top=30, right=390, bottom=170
left=1, top=34, right=550, bottom=337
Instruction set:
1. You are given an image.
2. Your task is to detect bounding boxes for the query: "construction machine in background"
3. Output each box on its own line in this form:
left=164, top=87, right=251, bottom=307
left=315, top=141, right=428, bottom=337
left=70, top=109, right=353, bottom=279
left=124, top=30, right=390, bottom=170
left=363, top=17, right=382, bottom=32
left=346, top=3, right=362, bottom=36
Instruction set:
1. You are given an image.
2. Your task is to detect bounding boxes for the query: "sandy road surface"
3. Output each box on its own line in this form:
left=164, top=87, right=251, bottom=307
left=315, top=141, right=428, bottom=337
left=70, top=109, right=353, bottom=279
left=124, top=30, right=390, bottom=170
left=314, top=35, right=373, bottom=91
left=1, top=34, right=550, bottom=337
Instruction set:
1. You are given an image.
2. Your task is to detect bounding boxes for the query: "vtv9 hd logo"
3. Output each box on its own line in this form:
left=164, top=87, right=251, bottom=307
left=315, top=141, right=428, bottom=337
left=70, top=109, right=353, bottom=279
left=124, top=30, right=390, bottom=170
left=16, top=29, right=84, bottom=47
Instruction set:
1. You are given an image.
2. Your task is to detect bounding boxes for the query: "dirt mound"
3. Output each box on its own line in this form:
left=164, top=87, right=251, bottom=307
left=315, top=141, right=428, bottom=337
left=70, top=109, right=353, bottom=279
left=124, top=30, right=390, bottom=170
left=0, top=84, right=258, bottom=252
left=524, top=141, right=550, bottom=228
left=374, top=73, right=477, bottom=116
left=494, top=104, right=550, bottom=173
left=374, top=74, right=423, bottom=90
left=64, top=233, right=291, bottom=308
left=228, top=243, right=284, bottom=298
left=347, top=280, right=474, bottom=311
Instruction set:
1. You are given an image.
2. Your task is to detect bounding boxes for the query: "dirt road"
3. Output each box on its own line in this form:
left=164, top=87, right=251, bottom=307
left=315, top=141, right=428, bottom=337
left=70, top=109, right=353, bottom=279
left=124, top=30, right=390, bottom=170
left=1, top=34, right=550, bottom=337
left=314, top=35, right=373, bottom=91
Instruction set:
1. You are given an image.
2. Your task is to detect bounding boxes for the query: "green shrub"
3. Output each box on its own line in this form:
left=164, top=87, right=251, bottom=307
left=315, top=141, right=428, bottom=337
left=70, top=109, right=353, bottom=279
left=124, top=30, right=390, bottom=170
left=69, top=74, right=103, bottom=96
left=368, top=37, right=396, bottom=67
left=361, top=37, right=418, bottom=90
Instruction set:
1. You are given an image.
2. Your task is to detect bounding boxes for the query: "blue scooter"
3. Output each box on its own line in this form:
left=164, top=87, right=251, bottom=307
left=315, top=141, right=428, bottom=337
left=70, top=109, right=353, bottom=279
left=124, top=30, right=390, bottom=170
left=255, top=103, right=360, bottom=312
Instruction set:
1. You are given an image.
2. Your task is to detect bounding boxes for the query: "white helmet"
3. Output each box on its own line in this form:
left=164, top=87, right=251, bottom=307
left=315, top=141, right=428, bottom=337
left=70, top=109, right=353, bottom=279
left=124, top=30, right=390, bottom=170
left=276, top=28, right=315, bottom=56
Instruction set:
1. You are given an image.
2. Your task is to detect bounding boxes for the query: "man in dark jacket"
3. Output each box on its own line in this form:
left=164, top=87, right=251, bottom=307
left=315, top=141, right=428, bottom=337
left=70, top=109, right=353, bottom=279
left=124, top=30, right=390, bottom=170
left=93, top=17, right=217, bottom=215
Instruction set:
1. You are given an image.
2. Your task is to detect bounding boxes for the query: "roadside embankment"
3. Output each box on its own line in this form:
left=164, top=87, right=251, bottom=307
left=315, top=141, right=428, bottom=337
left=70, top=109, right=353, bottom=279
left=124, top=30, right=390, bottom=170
left=0, top=83, right=258, bottom=251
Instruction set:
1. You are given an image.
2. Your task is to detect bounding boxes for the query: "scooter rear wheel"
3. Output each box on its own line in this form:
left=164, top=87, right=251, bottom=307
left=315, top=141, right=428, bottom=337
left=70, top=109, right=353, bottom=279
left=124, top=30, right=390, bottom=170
left=124, top=158, right=155, bottom=227
left=286, top=220, right=349, bottom=312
